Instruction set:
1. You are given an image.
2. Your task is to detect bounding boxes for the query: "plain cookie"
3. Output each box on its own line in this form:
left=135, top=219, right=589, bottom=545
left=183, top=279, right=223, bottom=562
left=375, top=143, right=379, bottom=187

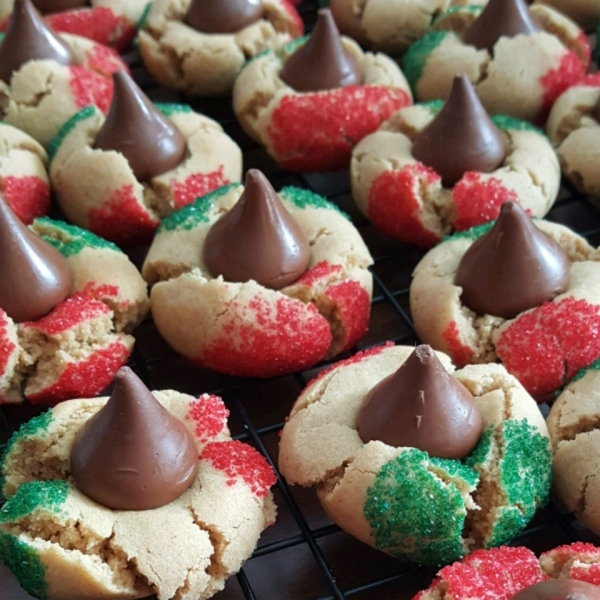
left=410, top=219, right=600, bottom=399
left=0, top=390, right=276, bottom=600
left=351, top=103, right=560, bottom=247
left=279, top=343, right=551, bottom=565
left=0, top=218, right=149, bottom=405
left=142, top=183, right=373, bottom=378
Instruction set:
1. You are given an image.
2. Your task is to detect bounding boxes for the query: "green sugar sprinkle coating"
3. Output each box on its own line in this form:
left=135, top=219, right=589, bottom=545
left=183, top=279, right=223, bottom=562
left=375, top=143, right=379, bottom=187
left=0, top=534, right=47, bottom=600
left=364, top=420, right=551, bottom=564
left=432, top=4, right=484, bottom=25
left=136, top=1, right=151, bottom=29
left=0, top=480, right=68, bottom=523
left=563, top=356, right=600, bottom=388
left=155, top=103, right=193, bottom=117
left=48, top=105, right=96, bottom=164
left=281, top=35, right=308, bottom=58
left=402, top=31, right=449, bottom=89
left=364, top=448, right=478, bottom=565
left=443, top=220, right=495, bottom=243
left=280, top=186, right=349, bottom=219
left=159, top=183, right=240, bottom=232
left=33, top=217, right=119, bottom=257
left=1, top=411, right=53, bottom=496
left=466, top=420, right=552, bottom=548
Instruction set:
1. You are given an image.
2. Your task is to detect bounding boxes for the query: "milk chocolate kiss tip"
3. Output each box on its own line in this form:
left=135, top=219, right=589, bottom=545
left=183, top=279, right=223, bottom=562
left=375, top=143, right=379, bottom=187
left=280, top=9, right=362, bottom=92
left=356, top=345, right=482, bottom=459
left=0, top=197, right=72, bottom=323
left=70, top=367, right=199, bottom=511
left=412, top=73, right=506, bottom=187
left=510, top=580, right=600, bottom=600
left=0, top=0, right=75, bottom=84
left=456, top=201, right=570, bottom=320
left=463, top=0, right=541, bottom=53
left=93, top=69, right=186, bottom=182
left=204, top=169, right=311, bottom=290
left=185, top=0, right=263, bottom=34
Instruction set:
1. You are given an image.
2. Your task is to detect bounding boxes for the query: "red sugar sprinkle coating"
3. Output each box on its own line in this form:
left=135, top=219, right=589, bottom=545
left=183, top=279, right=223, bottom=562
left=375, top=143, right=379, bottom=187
left=452, top=173, right=518, bottom=232
left=45, top=8, right=135, bottom=51
left=442, top=320, right=475, bottom=368
left=279, top=0, right=304, bottom=36
left=496, top=297, right=600, bottom=398
left=307, top=341, right=395, bottom=390
left=21, top=293, right=110, bottom=336
left=325, top=280, right=370, bottom=352
left=295, top=261, right=342, bottom=288
left=197, top=294, right=331, bottom=377
left=27, top=337, right=131, bottom=405
left=201, top=440, right=276, bottom=497
left=0, top=311, right=16, bottom=382
left=171, top=167, right=228, bottom=210
left=80, top=282, right=127, bottom=309
left=185, top=394, right=229, bottom=443
left=69, top=65, right=113, bottom=114
left=88, top=184, right=159, bottom=246
left=539, top=51, right=585, bottom=125
left=2, top=175, right=50, bottom=224
left=268, top=86, right=410, bottom=172
left=367, top=164, right=441, bottom=247
left=413, top=546, right=547, bottom=600
left=85, top=43, right=126, bottom=78
left=542, top=542, right=600, bottom=585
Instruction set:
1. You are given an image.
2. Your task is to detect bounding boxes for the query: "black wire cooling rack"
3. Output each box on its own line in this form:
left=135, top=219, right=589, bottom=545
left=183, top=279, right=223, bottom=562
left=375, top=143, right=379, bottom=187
left=4, top=2, right=600, bottom=599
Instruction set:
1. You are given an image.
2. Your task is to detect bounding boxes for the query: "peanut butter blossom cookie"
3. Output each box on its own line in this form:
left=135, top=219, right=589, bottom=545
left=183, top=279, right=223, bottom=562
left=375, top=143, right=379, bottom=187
left=0, top=368, right=277, bottom=600
left=0, top=0, right=126, bottom=148
left=546, top=81, right=600, bottom=196
left=138, top=0, right=303, bottom=97
left=0, top=0, right=148, bottom=50
left=142, top=170, right=373, bottom=378
left=326, top=0, right=487, bottom=55
left=279, top=343, right=551, bottom=565
left=414, top=542, right=600, bottom=600
left=547, top=360, right=600, bottom=539
left=402, top=0, right=589, bottom=124
left=351, top=74, right=560, bottom=247
left=410, top=201, right=600, bottom=400
left=0, top=197, right=149, bottom=406
left=49, top=69, right=242, bottom=246
left=233, top=9, right=413, bottom=172
left=0, top=122, right=51, bottom=224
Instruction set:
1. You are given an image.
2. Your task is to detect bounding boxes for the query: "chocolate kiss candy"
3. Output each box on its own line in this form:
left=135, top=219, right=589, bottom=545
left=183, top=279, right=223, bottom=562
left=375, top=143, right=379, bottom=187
left=204, top=169, right=311, bottom=290
left=356, top=345, right=482, bottom=459
left=93, top=70, right=186, bottom=181
left=510, top=580, right=600, bottom=600
left=0, top=197, right=72, bottom=323
left=32, top=0, right=88, bottom=14
left=412, top=74, right=506, bottom=187
left=280, top=9, right=361, bottom=92
left=456, top=202, right=570, bottom=319
left=0, top=0, right=75, bottom=84
left=185, top=0, right=263, bottom=34
left=70, top=367, right=199, bottom=511
left=463, top=0, right=541, bottom=53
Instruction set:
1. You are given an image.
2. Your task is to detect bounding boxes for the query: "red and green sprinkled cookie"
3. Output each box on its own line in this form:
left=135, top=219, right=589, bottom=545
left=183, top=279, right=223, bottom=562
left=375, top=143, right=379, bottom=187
left=0, top=218, right=149, bottom=405
left=0, top=34, right=126, bottom=148
left=232, top=34, right=413, bottom=172
left=138, top=0, right=303, bottom=97
left=402, top=1, right=589, bottom=124
left=279, top=343, right=552, bottom=565
left=410, top=215, right=600, bottom=399
left=0, top=122, right=51, bottom=224
left=0, top=0, right=148, bottom=50
left=547, top=359, right=600, bottom=540
left=49, top=102, right=242, bottom=246
left=351, top=100, right=560, bottom=248
left=0, top=389, right=276, bottom=600
left=414, top=543, right=600, bottom=600
left=142, top=183, right=373, bottom=378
